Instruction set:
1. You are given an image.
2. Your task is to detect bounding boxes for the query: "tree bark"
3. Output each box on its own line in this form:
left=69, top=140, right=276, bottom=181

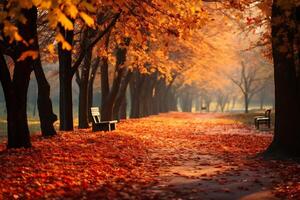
left=101, top=39, right=130, bottom=121
left=58, top=27, right=74, bottom=131
left=129, top=73, right=139, bottom=118
left=119, top=96, right=127, bottom=120
left=244, top=93, right=249, bottom=113
left=87, top=57, right=100, bottom=122
left=101, top=57, right=110, bottom=110
left=78, top=48, right=92, bottom=129
left=113, top=71, right=132, bottom=120
left=0, top=7, right=46, bottom=148
left=265, top=1, right=300, bottom=157
left=27, top=6, right=57, bottom=137
left=0, top=53, right=32, bottom=148
left=130, top=71, right=145, bottom=118
left=34, top=58, right=57, bottom=136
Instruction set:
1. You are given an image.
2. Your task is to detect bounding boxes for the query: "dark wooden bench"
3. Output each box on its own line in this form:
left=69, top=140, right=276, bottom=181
left=254, top=109, right=271, bottom=129
left=91, top=107, right=117, bottom=132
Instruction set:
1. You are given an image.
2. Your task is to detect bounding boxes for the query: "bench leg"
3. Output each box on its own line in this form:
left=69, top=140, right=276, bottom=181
left=110, top=123, right=116, bottom=131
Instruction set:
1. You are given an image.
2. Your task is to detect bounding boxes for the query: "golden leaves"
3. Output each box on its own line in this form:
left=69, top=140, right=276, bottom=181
left=55, top=33, right=72, bottom=50
left=65, top=3, right=79, bottom=19
left=56, top=9, right=74, bottom=31
left=2, top=21, right=23, bottom=43
left=79, top=12, right=94, bottom=28
left=47, top=44, right=56, bottom=54
left=32, top=0, right=52, bottom=9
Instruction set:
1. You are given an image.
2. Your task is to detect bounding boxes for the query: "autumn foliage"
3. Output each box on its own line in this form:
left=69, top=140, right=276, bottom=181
left=0, top=113, right=299, bottom=199
left=0, top=0, right=299, bottom=198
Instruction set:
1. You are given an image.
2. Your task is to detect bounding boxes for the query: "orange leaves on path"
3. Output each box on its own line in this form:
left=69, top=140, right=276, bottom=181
left=0, top=112, right=299, bottom=199
left=0, top=130, right=154, bottom=199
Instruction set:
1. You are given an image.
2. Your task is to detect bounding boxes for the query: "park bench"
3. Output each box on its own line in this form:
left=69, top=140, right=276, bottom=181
left=90, top=107, right=118, bottom=132
left=254, top=109, right=271, bottom=129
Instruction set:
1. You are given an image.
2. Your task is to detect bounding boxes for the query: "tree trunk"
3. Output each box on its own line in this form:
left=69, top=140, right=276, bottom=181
left=87, top=57, right=100, bottom=122
left=101, top=42, right=129, bottom=121
left=101, top=57, right=110, bottom=109
left=113, top=71, right=132, bottom=120
left=58, top=27, right=74, bottom=131
left=130, top=79, right=139, bottom=118
left=195, top=96, right=200, bottom=112
left=0, top=54, right=32, bottom=148
left=169, top=90, right=178, bottom=111
left=244, top=93, right=249, bottom=113
left=231, top=97, right=236, bottom=111
left=119, top=96, right=127, bottom=120
left=130, top=70, right=144, bottom=118
left=78, top=48, right=92, bottom=129
left=34, top=59, right=57, bottom=136
left=265, top=1, right=300, bottom=157
left=138, top=75, right=147, bottom=117
left=0, top=7, right=45, bottom=148
left=27, top=6, right=57, bottom=136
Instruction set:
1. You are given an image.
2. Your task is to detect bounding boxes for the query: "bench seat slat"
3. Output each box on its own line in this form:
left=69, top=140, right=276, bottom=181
left=97, top=120, right=118, bottom=124
left=256, top=117, right=269, bottom=120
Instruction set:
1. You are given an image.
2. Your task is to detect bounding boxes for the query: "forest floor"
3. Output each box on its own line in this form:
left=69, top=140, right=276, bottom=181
left=0, top=112, right=299, bottom=200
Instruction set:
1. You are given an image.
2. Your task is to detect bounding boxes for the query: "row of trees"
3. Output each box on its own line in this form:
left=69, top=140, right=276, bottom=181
left=0, top=0, right=299, bottom=157
left=166, top=0, right=300, bottom=157
left=0, top=0, right=205, bottom=148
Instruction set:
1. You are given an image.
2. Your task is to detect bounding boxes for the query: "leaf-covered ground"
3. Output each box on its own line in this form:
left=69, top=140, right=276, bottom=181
left=0, top=112, right=299, bottom=199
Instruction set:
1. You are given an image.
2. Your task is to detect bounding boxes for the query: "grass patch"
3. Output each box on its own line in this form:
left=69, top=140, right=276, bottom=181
left=0, top=118, right=42, bottom=140
left=220, top=111, right=275, bottom=126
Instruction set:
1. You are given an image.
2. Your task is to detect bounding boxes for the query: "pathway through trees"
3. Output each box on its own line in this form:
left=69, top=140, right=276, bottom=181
left=0, top=113, right=299, bottom=199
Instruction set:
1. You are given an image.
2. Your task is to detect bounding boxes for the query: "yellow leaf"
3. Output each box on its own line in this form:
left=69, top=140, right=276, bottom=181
left=57, top=9, right=74, bottom=30
left=55, top=33, right=72, bottom=51
left=79, top=12, right=94, bottom=27
left=14, top=32, right=23, bottom=42
left=40, top=0, right=52, bottom=9
left=17, top=50, right=39, bottom=61
left=65, top=3, right=78, bottom=19
left=3, top=21, right=23, bottom=43
left=47, top=44, right=56, bottom=54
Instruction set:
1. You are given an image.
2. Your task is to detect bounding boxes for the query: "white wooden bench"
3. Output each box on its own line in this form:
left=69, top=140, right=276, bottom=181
left=90, top=107, right=117, bottom=132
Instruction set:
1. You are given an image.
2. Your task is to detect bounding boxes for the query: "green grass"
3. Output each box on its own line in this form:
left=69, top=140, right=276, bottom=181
left=0, top=119, right=41, bottom=140
left=220, top=110, right=275, bottom=126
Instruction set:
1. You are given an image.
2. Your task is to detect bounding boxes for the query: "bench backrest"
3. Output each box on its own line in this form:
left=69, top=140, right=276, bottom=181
left=91, top=107, right=101, bottom=123
left=264, top=109, right=271, bottom=118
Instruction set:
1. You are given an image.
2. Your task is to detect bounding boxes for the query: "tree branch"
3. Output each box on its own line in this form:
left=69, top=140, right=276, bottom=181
left=70, top=12, right=121, bottom=76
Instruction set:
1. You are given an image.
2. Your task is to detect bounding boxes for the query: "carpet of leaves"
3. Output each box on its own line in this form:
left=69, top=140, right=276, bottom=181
left=0, top=112, right=299, bottom=199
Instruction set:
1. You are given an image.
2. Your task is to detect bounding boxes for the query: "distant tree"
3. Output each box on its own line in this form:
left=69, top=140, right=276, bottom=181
left=229, top=53, right=272, bottom=113
left=216, top=89, right=229, bottom=112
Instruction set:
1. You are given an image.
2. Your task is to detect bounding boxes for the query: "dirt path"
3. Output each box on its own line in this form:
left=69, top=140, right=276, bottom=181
left=121, top=113, right=281, bottom=200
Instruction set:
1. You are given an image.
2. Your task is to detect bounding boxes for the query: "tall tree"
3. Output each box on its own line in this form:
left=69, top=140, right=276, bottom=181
left=265, top=0, right=300, bottom=157
left=58, top=12, right=120, bottom=131
left=0, top=7, right=39, bottom=148
left=101, top=37, right=130, bottom=121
